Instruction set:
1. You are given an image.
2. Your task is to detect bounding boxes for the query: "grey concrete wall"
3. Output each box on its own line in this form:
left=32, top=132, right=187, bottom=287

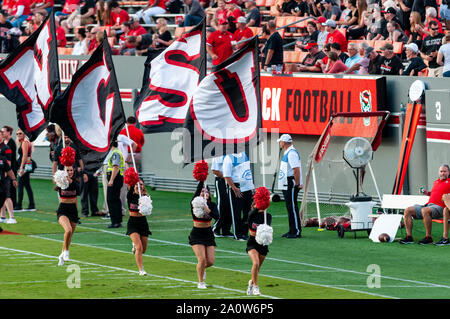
left=0, top=54, right=448, bottom=199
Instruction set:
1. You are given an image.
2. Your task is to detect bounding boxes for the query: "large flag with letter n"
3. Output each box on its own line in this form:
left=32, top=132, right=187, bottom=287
left=183, top=36, right=262, bottom=164
left=134, top=20, right=206, bottom=133
left=50, top=35, right=126, bottom=174
left=0, top=11, right=60, bottom=141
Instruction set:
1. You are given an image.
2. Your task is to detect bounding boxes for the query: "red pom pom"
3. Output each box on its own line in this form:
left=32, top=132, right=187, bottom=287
left=254, top=187, right=271, bottom=211
left=193, top=160, right=209, bottom=182
left=124, top=167, right=140, bottom=186
left=59, top=146, right=76, bottom=167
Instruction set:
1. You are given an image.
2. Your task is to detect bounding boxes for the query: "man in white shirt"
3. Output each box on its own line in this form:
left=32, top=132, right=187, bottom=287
left=278, top=134, right=302, bottom=238
left=223, top=152, right=254, bottom=241
left=211, top=155, right=233, bottom=237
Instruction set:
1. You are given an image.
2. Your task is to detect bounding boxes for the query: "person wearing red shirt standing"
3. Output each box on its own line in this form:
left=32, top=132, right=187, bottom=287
left=207, top=19, right=234, bottom=66
left=323, top=19, right=347, bottom=53
left=233, top=16, right=253, bottom=48
left=9, top=0, right=32, bottom=28
left=110, top=0, right=129, bottom=31
left=400, top=165, right=450, bottom=245
left=119, top=116, right=145, bottom=172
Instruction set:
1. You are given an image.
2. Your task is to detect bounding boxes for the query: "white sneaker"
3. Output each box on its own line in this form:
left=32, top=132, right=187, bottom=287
left=0, top=218, right=6, bottom=223
left=252, top=285, right=260, bottom=296
left=58, top=253, right=64, bottom=266
left=63, top=250, right=70, bottom=261
left=246, top=280, right=253, bottom=295
left=139, top=269, right=147, bottom=276
left=6, top=218, right=17, bottom=224
left=197, top=282, right=207, bottom=289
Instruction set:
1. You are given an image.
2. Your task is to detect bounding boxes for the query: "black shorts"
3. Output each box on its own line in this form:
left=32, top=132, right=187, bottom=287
left=189, top=227, right=216, bottom=247
left=126, top=216, right=151, bottom=237
left=246, top=236, right=269, bottom=256
left=57, top=203, right=79, bottom=223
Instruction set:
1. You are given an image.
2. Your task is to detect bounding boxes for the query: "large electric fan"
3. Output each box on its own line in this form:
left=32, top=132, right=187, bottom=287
left=343, top=137, right=373, bottom=200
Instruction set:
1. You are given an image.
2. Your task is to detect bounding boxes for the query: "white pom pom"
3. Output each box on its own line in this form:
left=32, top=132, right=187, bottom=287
left=54, top=170, right=69, bottom=190
left=191, top=196, right=206, bottom=218
left=138, top=195, right=153, bottom=216
left=255, top=224, right=273, bottom=246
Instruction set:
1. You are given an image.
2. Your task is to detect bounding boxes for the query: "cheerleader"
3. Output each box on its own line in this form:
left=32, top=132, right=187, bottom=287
left=189, top=180, right=219, bottom=289
left=56, top=165, right=80, bottom=266
left=126, top=179, right=152, bottom=276
left=246, top=187, right=273, bottom=296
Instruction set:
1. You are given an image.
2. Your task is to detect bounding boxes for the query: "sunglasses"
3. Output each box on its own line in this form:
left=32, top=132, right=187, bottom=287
left=431, top=28, right=439, bottom=31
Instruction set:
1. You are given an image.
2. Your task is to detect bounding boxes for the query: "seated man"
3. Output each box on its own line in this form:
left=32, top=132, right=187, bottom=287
left=434, top=194, right=450, bottom=246
left=400, top=164, right=450, bottom=245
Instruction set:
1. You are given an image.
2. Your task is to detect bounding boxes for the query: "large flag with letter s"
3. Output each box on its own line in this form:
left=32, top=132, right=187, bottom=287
left=0, top=11, right=60, bottom=141
left=134, top=20, right=206, bottom=133
left=183, top=36, right=262, bottom=164
left=50, top=35, right=126, bottom=174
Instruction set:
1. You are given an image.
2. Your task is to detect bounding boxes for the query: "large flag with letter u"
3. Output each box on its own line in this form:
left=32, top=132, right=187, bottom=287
left=50, top=35, right=126, bottom=174
left=134, top=20, right=206, bottom=133
left=0, top=11, right=60, bottom=141
left=183, top=36, right=262, bottom=164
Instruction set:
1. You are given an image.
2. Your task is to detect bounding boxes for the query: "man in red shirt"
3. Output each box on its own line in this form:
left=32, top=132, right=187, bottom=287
left=323, top=19, right=347, bottom=53
left=55, top=16, right=67, bottom=47
left=9, top=0, right=32, bottom=28
left=129, top=17, right=147, bottom=36
left=207, top=18, right=234, bottom=66
left=401, top=165, right=450, bottom=245
left=233, top=15, right=253, bottom=47
left=119, top=116, right=145, bottom=172
left=110, top=0, right=129, bottom=31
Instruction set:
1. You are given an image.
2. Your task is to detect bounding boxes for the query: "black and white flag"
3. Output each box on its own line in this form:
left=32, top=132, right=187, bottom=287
left=50, top=35, right=126, bottom=174
left=0, top=11, right=60, bottom=141
left=134, top=20, right=206, bottom=133
left=183, top=36, right=262, bottom=164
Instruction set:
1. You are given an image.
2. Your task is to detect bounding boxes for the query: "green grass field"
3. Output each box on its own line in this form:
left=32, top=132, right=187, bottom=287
left=0, top=179, right=449, bottom=299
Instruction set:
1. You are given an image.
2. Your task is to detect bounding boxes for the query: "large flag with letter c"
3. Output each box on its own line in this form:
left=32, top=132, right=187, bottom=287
left=134, top=19, right=206, bottom=133
left=182, top=36, right=262, bottom=164
left=50, top=34, right=126, bottom=174
left=0, top=11, right=60, bottom=141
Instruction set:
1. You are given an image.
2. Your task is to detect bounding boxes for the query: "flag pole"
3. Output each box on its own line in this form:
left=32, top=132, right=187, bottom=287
left=124, top=123, right=141, bottom=197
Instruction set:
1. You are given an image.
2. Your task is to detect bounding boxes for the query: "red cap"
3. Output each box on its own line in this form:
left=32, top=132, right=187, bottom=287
left=219, top=18, right=228, bottom=25
left=314, top=17, right=326, bottom=24
left=305, top=42, right=318, bottom=50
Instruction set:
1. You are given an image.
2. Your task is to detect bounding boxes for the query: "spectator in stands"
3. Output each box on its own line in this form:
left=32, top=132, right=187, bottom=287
left=330, top=42, right=348, bottom=63
left=233, top=15, right=253, bottom=46
left=408, top=11, right=424, bottom=48
left=207, top=19, right=234, bottom=65
left=344, top=45, right=379, bottom=74
left=134, top=33, right=154, bottom=56
left=420, top=20, right=444, bottom=77
left=244, top=0, right=260, bottom=27
left=262, top=20, right=283, bottom=72
left=366, top=5, right=387, bottom=41
left=295, top=41, right=326, bottom=72
left=30, top=0, right=53, bottom=15
left=23, top=12, right=43, bottom=35
left=440, top=0, right=450, bottom=31
left=61, top=0, right=96, bottom=31
left=55, top=17, right=67, bottom=48
left=0, top=10, right=12, bottom=43
left=182, top=0, right=206, bottom=26
left=88, top=30, right=104, bottom=54
left=72, top=27, right=88, bottom=55
left=412, top=0, right=437, bottom=22
left=109, top=0, right=130, bottom=31
left=382, top=6, right=404, bottom=31
left=378, top=43, right=404, bottom=75
left=347, top=11, right=371, bottom=40
left=206, top=0, right=226, bottom=28
left=423, top=7, right=442, bottom=38
left=129, top=17, right=147, bottom=36
left=317, top=50, right=349, bottom=73
left=437, top=33, right=450, bottom=77
left=276, top=0, right=293, bottom=16
left=290, top=0, right=308, bottom=17
left=337, top=0, right=351, bottom=23
left=225, top=0, right=244, bottom=20
left=295, top=21, right=319, bottom=51
left=9, top=0, right=32, bottom=28
left=400, top=42, right=427, bottom=76
left=343, top=41, right=363, bottom=73
left=151, top=17, right=173, bottom=50
left=397, top=0, right=414, bottom=32
left=86, top=25, right=99, bottom=53
left=135, top=0, right=167, bottom=25
left=323, top=19, right=347, bottom=52
left=313, top=16, right=328, bottom=50
left=386, top=21, right=408, bottom=44
left=400, top=165, right=450, bottom=245
left=336, top=0, right=357, bottom=27
left=320, top=0, right=341, bottom=21
left=55, top=0, right=80, bottom=18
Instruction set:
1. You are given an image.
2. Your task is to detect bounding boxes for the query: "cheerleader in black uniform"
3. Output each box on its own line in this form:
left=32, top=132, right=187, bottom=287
left=246, top=187, right=272, bottom=296
left=126, top=179, right=151, bottom=276
left=189, top=181, right=219, bottom=289
left=56, top=166, right=80, bottom=266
